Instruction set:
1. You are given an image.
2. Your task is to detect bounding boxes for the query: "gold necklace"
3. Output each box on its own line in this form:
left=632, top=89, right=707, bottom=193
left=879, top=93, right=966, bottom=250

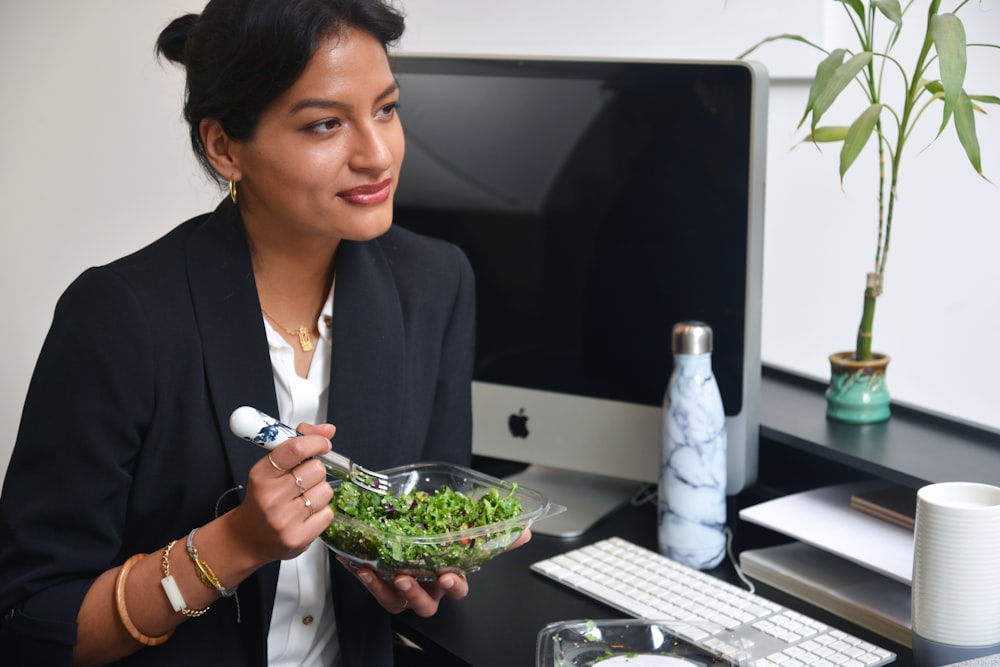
left=261, top=308, right=315, bottom=352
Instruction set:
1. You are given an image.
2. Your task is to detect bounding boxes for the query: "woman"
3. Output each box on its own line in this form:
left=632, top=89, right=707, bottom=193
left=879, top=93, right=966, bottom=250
left=0, top=1, right=498, bottom=665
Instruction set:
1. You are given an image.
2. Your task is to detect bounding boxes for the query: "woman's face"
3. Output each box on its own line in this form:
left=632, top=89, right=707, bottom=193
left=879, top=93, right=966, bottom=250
left=232, top=28, right=404, bottom=244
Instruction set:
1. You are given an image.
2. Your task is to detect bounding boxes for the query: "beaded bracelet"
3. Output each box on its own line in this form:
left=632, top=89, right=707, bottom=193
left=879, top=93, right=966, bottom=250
left=161, top=540, right=211, bottom=617
left=114, top=553, right=174, bottom=647
left=186, top=528, right=238, bottom=598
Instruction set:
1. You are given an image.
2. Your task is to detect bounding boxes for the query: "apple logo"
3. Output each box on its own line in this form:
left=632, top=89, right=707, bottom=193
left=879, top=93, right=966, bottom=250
left=508, top=408, right=529, bottom=439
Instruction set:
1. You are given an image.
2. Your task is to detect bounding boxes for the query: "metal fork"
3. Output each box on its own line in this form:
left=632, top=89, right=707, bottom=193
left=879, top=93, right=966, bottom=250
left=229, top=406, right=390, bottom=495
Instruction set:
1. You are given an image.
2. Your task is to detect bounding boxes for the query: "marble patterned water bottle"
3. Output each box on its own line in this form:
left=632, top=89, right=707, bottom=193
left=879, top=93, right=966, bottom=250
left=658, top=321, right=727, bottom=570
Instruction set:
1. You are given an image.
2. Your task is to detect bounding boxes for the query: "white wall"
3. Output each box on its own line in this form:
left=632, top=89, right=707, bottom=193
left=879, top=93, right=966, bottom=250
left=2, top=1, right=998, bottom=477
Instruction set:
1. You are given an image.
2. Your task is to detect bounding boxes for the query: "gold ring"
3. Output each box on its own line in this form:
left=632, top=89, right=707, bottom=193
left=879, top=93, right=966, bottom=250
left=294, top=476, right=307, bottom=495
left=267, top=454, right=289, bottom=473
left=303, top=496, right=314, bottom=515
left=400, top=599, right=409, bottom=612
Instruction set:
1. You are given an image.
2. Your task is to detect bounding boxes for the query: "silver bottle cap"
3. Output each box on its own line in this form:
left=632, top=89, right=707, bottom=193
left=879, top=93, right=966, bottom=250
left=671, top=321, right=713, bottom=354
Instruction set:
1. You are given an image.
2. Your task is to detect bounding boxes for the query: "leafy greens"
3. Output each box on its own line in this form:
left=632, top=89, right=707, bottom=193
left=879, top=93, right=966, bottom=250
left=322, top=480, right=524, bottom=578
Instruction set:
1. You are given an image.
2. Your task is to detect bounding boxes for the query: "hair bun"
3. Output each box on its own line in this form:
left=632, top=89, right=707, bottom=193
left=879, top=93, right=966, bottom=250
left=155, top=13, right=199, bottom=64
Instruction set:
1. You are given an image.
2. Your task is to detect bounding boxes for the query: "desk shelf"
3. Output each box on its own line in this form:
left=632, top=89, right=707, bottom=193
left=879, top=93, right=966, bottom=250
left=760, top=367, right=1000, bottom=489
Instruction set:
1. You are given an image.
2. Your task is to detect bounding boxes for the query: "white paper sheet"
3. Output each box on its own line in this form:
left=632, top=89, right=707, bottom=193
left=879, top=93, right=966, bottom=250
left=738, top=480, right=915, bottom=584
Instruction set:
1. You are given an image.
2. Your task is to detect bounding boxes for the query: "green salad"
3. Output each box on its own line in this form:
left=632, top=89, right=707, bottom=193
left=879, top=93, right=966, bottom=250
left=321, top=480, right=524, bottom=577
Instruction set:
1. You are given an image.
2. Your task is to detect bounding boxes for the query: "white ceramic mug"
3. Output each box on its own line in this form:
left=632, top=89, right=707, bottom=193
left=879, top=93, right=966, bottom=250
left=911, top=482, right=1000, bottom=666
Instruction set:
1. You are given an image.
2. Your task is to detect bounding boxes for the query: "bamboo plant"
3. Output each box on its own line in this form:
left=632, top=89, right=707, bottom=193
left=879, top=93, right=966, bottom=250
left=740, top=0, right=999, bottom=361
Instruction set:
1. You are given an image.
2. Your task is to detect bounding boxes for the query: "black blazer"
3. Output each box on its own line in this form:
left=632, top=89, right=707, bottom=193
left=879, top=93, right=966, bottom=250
left=0, top=200, right=475, bottom=666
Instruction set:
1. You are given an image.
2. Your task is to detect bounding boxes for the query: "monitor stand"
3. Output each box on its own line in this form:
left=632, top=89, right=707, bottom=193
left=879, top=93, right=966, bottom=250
left=504, top=464, right=644, bottom=538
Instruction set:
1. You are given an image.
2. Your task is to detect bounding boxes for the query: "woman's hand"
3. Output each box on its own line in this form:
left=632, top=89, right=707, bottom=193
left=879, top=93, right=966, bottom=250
left=226, top=422, right=337, bottom=565
left=340, top=527, right=532, bottom=617
left=509, top=527, right=532, bottom=551
left=340, top=560, right=469, bottom=617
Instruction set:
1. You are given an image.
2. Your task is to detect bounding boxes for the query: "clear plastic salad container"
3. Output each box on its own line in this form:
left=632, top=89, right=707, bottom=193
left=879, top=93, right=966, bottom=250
left=320, top=461, right=563, bottom=580
left=536, top=619, right=749, bottom=667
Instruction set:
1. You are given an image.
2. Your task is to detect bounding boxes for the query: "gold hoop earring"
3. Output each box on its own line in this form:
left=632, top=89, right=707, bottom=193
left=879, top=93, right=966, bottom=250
left=228, top=179, right=238, bottom=205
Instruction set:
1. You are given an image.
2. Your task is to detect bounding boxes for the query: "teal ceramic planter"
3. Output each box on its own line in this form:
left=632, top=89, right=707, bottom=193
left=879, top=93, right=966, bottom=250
left=826, top=351, right=891, bottom=424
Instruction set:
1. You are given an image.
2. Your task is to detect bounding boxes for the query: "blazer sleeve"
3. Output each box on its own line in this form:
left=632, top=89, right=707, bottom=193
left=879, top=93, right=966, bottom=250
left=0, top=266, right=157, bottom=663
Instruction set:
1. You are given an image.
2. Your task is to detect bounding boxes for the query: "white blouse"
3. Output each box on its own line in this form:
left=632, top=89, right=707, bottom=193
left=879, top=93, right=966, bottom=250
left=262, top=287, right=339, bottom=667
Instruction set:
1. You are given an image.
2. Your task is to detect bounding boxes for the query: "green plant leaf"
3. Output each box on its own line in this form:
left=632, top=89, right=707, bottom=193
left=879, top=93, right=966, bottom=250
left=798, top=49, right=848, bottom=128
left=837, top=0, right=867, bottom=24
left=871, top=0, right=903, bottom=27
left=810, top=52, right=874, bottom=130
left=840, top=104, right=883, bottom=179
left=931, top=13, right=968, bottom=134
left=969, top=93, right=1000, bottom=108
left=735, top=33, right=825, bottom=60
left=953, top=90, right=982, bottom=175
left=804, top=126, right=850, bottom=143
left=921, top=81, right=1000, bottom=110
left=872, top=0, right=904, bottom=50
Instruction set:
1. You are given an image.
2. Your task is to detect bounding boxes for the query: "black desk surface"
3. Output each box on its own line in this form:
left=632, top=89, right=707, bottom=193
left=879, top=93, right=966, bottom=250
left=394, top=498, right=914, bottom=667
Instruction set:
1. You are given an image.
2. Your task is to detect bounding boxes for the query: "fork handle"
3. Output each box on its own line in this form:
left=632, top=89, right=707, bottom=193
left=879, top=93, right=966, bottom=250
left=229, top=406, right=351, bottom=481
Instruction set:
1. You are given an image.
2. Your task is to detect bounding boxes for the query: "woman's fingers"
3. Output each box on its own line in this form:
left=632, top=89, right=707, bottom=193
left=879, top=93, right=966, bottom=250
left=337, top=559, right=469, bottom=618
left=264, top=422, right=335, bottom=473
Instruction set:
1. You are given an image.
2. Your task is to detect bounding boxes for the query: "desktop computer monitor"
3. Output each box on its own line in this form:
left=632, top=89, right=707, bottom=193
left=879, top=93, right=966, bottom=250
left=391, top=54, right=767, bottom=536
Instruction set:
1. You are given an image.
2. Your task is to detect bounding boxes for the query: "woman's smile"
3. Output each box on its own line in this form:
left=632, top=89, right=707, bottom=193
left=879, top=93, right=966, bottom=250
left=339, top=178, right=392, bottom=205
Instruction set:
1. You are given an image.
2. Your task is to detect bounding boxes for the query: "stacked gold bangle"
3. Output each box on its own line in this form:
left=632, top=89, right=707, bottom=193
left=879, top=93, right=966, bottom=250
left=186, top=528, right=238, bottom=598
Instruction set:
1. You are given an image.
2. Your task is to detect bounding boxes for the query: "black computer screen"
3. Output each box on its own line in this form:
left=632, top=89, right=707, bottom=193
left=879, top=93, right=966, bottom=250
left=392, top=56, right=758, bottom=417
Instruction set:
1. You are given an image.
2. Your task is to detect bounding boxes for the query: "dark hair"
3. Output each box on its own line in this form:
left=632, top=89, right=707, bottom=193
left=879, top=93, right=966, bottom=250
left=156, top=0, right=406, bottom=181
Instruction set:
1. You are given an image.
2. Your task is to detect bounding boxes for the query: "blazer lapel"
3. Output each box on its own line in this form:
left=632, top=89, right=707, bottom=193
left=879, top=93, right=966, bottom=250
left=327, top=238, right=405, bottom=472
left=184, top=199, right=280, bottom=654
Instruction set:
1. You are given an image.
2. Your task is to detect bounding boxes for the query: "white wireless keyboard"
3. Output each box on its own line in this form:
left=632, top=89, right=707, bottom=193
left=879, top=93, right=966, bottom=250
left=531, top=537, right=897, bottom=667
